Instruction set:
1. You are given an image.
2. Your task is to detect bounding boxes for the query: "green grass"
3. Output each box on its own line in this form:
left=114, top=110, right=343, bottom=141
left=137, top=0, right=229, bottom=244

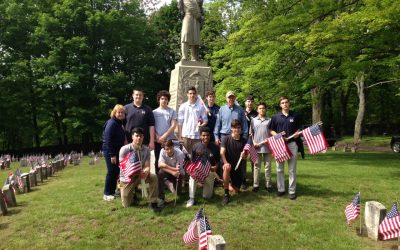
left=1, top=152, right=399, bottom=249
left=337, top=136, right=392, bottom=147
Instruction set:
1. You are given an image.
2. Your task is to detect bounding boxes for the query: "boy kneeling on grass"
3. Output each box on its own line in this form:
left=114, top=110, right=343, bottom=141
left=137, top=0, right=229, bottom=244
left=220, top=119, right=248, bottom=205
left=119, top=127, right=162, bottom=212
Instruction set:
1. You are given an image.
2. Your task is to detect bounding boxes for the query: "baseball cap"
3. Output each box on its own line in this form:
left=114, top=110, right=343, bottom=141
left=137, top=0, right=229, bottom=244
left=226, top=91, right=236, bottom=98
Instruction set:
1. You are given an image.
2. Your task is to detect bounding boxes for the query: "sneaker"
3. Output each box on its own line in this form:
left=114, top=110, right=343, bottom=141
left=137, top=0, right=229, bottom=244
left=252, top=186, right=259, bottom=192
left=277, top=191, right=285, bottom=197
left=150, top=202, right=162, bottom=213
left=289, top=193, right=297, bottom=200
left=222, top=194, right=230, bottom=205
left=158, top=199, right=165, bottom=208
left=186, top=198, right=195, bottom=208
left=241, top=183, right=248, bottom=190
left=265, top=186, right=273, bottom=193
left=103, top=195, right=115, bottom=201
left=165, top=180, right=176, bottom=194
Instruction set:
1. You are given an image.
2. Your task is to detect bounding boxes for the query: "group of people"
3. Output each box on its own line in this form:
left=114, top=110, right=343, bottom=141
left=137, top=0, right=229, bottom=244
left=102, top=87, right=302, bottom=212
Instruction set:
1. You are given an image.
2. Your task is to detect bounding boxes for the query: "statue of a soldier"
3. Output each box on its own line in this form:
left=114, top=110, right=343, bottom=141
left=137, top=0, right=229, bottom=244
left=179, top=0, right=204, bottom=61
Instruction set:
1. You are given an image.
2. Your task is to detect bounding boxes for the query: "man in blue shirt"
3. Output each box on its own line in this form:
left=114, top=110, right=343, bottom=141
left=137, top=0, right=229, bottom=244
left=269, top=96, right=301, bottom=200
left=214, top=91, right=248, bottom=144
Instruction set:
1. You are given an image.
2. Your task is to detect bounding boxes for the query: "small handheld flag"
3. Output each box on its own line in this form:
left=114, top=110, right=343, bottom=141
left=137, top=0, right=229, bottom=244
left=345, top=192, right=360, bottom=224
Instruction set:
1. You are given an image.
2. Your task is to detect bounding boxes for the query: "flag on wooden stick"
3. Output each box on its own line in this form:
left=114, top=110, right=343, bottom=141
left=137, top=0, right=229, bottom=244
left=345, top=192, right=360, bottom=224
left=302, top=124, right=328, bottom=154
left=244, top=139, right=258, bottom=164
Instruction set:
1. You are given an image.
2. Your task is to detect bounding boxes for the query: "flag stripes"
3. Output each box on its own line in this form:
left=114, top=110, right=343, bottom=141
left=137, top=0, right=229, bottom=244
left=345, top=192, right=360, bottom=224
left=379, top=203, right=400, bottom=240
left=302, top=124, right=328, bottom=154
left=267, top=134, right=292, bottom=163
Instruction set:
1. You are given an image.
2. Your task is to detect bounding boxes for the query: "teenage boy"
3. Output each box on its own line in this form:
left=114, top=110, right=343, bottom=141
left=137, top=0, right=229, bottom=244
left=268, top=96, right=301, bottom=200
left=157, top=140, right=185, bottom=206
left=250, top=102, right=272, bottom=192
left=220, top=120, right=248, bottom=205
left=186, top=127, right=220, bottom=207
left=119, top=128, right=161, bottom=212
left=153, top=90, right=177, bottom=173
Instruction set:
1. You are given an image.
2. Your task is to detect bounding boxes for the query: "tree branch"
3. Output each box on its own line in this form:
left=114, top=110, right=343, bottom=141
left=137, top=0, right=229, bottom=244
left=366, top=79, right=400, bottom=89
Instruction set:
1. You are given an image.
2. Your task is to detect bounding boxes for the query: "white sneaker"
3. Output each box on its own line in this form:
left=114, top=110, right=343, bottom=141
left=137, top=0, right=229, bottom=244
left=103, top=195, right=115, bottom=201
left=186, top=198, right=195, bottom=208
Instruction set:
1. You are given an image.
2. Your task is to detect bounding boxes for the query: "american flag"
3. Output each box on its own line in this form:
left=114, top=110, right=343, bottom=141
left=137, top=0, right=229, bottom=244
left=302, top=124, right=328, bottom=154
left=199, top=214, right=212, bottom=250
left=378, top=203, right=400, bottom=240
left=344, top=192, right=360, bottom=224
left=267, top=133, right=292, bottom=163
left=183, top=208, right=203, bottom=244
left=186, top=157, right=211, bottom=184
left=15, top=169, right=23, bottom=189
left=119, top=151, right=141, bottom=183
left=244, top=139, right=258, bottom=164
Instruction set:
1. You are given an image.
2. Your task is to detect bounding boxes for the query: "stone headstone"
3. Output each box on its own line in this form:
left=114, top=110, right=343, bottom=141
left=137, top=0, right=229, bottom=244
left=21, top=173, right=31, bottom=193
left=2, top=184, right=17, bottom=207
left=208, top=235, right=226, bottom=250
left=30, top=172, right=37, bottom=187
left=169, top=60, right=213, bottom=112
left=0, top=191, right=8, bottom=215
left=365, top=201, right=386, bottom=240
left=36, top=167, right=43, bottom=183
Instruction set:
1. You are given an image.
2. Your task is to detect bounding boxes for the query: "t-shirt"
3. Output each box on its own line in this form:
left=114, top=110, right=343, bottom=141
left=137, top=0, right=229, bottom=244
left=153, top=107, right=177, bottom=141
left=118, top=143, right=150, bottom=183
left=221, top=135, right=246, bottom=165
left=191, top=142, right=220, bottom=166
left=125, top=103, right=155, bottom=145
left=158, top=148, right=185, bottom=168
left=268, top=111, right=301, bottom=143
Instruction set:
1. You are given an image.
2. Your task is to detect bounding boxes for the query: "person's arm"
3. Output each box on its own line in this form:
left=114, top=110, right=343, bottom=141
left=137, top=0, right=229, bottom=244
left=140, top=150, right=151, bottom=179
left=199, top=106, right=208, bottom=127
left=160, top=119, right=177, bottom=142
left=214, top=110, right=221, bottom=144
left=241, top=109, right=249, bottom=140
left=159, top=161, right=179, bottom=176
left=149, top=126, right=155, bottom=150
left=178, top=105, right=185, bottom=141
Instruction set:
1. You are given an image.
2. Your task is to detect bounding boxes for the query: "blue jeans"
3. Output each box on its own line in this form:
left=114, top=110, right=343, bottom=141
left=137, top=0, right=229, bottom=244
left=104, top=152, right=120, bottom=195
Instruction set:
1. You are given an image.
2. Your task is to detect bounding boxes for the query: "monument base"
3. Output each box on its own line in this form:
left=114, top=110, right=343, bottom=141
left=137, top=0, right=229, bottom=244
left=169, top=60, right=213, bottom=111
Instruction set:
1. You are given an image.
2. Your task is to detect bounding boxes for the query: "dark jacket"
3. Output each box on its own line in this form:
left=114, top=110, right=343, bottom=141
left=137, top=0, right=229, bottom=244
left=102, top=117, right=126, bottom=157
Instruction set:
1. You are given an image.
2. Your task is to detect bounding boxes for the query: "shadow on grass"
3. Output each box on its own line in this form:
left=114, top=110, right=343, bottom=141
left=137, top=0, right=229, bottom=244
left=306, top=152, right=400, bottom=167
left=4, top=208, right=23, bottom=216
left=0, top=222, right=9, bottom=230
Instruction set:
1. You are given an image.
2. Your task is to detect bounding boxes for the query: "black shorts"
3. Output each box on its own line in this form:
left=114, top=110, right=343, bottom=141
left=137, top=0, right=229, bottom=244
left=230, top=163, right=244, bottom=189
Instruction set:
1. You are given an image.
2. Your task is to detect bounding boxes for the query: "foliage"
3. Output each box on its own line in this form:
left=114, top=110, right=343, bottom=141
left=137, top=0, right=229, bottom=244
left=0, top=0, right=163, bottom=150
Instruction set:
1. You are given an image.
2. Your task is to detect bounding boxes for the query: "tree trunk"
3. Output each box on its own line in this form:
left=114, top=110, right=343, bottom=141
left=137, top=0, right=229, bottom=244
left=339, top=87, right=351, bottom=137
left=353, top=72, right=365, bottom=145
left=311, top=87, right=323, bottom=124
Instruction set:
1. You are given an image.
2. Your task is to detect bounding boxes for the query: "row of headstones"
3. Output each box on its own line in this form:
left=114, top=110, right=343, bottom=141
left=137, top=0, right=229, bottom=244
left=0, top=159, right=69, bottom=216
left=331, top=143, right=358, bottom=153
left=0, top=159, right=11, bottom=170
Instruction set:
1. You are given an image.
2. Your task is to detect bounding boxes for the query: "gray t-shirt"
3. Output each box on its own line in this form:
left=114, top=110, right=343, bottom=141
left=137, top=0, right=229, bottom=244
left=119, top=143, right=150, bottom=182
left=153, top=107, right=177, bottom=140
left=250, top=116, right=271, bottom=154
left=158, top=148, right=185, bottom=168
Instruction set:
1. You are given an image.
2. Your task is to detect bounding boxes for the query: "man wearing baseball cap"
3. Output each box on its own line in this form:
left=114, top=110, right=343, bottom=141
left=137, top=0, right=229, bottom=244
left=214, top=90, right=248, bottom=144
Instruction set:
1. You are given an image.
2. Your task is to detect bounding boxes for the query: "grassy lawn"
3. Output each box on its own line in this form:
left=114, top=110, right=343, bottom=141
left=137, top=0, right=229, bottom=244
left=337, top=136, right=393, bottom=147
left=0, top=151, right=399, bottom=249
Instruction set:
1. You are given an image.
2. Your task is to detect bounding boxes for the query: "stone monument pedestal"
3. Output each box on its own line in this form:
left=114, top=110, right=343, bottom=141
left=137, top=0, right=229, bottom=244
left=169, top=60, right=213, bottom=111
